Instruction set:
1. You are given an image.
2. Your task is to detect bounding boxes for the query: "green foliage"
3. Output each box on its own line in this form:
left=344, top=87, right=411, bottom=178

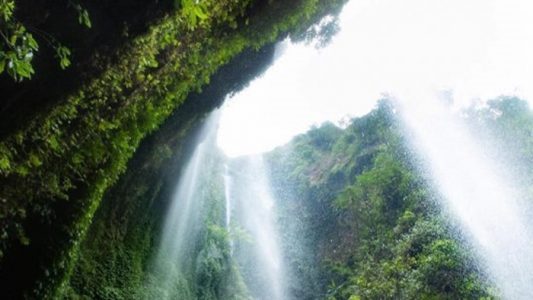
left=73, top=3, right=92, bottom=29
left=0, top=16, right=37, bottom=81
left=0, top=0, right=350, bottom=297
left=55, top=45, right=72, bottom=70
left=0, top=0, right=94, bottom=80
left=268, top=100, right=496, bottom=299
left=180, top=0, right=209, bottom=30
left=0, top=0, right=14, bottom=20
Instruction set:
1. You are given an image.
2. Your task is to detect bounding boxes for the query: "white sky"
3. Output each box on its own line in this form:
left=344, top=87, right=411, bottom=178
left=217, top=0, right=533, bottom=157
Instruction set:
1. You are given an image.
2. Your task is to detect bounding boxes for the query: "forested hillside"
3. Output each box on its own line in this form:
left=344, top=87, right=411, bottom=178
left=267, top=98, right=533, bottom=299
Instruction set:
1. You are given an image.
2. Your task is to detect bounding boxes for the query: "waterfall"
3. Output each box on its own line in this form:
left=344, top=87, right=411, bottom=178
left=224, top=164, right=234, bottom=254
left=224, top=164, right=232, bottom=230
left=145, top=109, right=287, bottom=299
left=397, top=96, right=533, bottom=299
left=229, top=155, right=286, bottom=300
left=145, top=112, right=221, bottom=299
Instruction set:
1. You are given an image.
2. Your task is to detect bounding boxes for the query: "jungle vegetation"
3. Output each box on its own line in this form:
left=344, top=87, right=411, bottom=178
left=0, top=0, right=348, bottom=298
left=267, top=98, right=533, bottom=299
left=1, top=0, right=532, bottom=299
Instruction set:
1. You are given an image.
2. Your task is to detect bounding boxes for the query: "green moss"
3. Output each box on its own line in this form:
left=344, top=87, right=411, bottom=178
left=63, top=41, right=268, bottom=299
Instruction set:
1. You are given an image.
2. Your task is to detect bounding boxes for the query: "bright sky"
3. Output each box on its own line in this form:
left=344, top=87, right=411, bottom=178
left=217, top=0, right=533, bottom=157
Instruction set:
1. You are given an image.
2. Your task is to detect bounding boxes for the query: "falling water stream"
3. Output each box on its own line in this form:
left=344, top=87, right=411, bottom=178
left=146, top=112, right=221, bottom=299
left=223, top=164, right=234, bottom=254
left=229, top=155, right=286, bottom=300
left=223, top=165, right=232, bottom=230
left=147, top=110, right=286, bottom=299
left=397, top=96, right=533, bottom=299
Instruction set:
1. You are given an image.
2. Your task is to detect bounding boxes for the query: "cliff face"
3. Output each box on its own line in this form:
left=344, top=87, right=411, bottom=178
left=66, top=44, right=277, bottom=299
left=0, top=1, right=348, bottom=298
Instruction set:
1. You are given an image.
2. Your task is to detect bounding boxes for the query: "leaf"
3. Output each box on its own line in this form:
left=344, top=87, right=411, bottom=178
left=9, top=32, right=17, bottom=45
left=26, top=34, right=38, bottom=50
left=56, top=46, right=72, bottom=69
left=194, top=6, right=208, bottom=20
left=78, top=9, right=92, bottom=28
left=0, top=157, right=10, bottom=171
left=0, top=0, right=14, bottom=21
left=48, top=136, right=59, bottom=150
left=29, top=153, right=42, bottom=167
left=16, top=165, right=28, bottom=176
left=13, top=60, right=34, bottom=78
